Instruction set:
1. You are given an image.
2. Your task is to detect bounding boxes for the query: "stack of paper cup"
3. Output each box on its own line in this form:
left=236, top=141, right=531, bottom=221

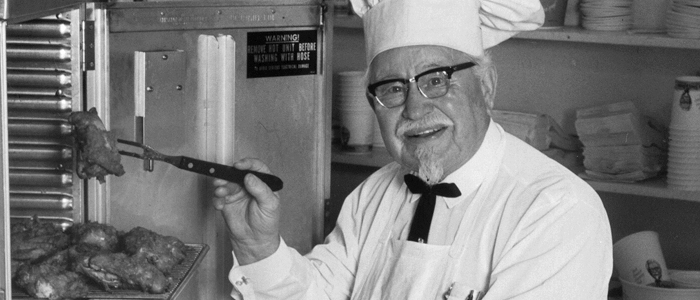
left=667, top=76, right=700, bottom=191
left=335, top=71, right=374, bottom=153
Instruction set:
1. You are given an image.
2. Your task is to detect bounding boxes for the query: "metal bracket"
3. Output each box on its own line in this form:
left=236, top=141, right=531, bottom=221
left=319, top=2, right=327, bottom=25
left=82, top=20, right=95, bottom=71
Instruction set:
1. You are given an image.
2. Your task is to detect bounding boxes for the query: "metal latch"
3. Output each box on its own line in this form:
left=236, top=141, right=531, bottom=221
left=82, top=21, right=95, bottom=71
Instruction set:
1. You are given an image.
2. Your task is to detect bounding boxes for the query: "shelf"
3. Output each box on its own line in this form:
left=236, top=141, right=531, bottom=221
left=516, top=27, right=700, bottom=50
left=332, top=148, right=700, bottom=202
left=587, top=177, right=700, bottom=202
left=333, top=15, right=700, bottom=50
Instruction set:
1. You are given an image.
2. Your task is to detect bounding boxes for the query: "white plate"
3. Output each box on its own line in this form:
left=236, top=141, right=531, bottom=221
left=583, top=23, right=632, bottom=30
left=667, top=10, right=700, bottom=26
left=668, top=32, right=700, bottom=39
left=673, top=0, right=700, bottom=8
left=581, top=9, right=631, bottom=17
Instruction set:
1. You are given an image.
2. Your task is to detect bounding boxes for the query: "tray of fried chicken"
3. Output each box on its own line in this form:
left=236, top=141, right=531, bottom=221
left=10, top=216, right=208, bottom=300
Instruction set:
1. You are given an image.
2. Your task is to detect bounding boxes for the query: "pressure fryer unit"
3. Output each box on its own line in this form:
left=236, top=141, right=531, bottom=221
left=0, top=1, right=330, bottom=298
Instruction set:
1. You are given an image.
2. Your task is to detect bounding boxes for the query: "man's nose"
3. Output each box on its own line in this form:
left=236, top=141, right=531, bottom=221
left=402, top=83, right=433, bottom=120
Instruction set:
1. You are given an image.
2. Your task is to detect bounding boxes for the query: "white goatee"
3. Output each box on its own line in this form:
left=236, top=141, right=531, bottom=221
left=415, top=146, right=444, bottom=184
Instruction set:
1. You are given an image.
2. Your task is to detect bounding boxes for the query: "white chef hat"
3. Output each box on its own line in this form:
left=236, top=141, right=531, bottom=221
left=350, top=0, right=544, bottom=65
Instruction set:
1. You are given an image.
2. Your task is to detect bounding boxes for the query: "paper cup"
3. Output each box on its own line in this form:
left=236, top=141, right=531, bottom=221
left=670, top=76, right=700, bottom=131
left=613, top=231, right=670, bottom=286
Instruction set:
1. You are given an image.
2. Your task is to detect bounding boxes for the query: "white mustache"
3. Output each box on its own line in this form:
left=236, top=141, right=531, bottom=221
left=396, top=114, right=452, bottom=136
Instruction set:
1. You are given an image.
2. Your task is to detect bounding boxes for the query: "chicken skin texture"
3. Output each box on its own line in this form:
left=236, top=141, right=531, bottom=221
left=122, top=226, right=186, bottom=274
left=14, top=250, right=89, bottom=300
left=69, top=221, right=120, bottom=252
left=10, top=217, right=69, bottom=263
left=69, top=107, right=125, bottom=183
left=73, top=251, right=173, bottom=294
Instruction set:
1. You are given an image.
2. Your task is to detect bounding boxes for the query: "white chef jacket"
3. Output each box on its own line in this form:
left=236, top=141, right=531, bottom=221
left=228, top=120, right=613, bottom=300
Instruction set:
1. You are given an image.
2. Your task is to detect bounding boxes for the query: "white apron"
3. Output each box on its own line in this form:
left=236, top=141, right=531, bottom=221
left=351, top=142, right=503, bottom=300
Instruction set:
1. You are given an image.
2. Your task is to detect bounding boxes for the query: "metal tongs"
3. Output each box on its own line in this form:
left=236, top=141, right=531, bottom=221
left=117, top=139, right=283, bottom=192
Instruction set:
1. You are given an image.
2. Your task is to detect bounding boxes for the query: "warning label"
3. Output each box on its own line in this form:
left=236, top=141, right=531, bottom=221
left=247, top=30, right=318, bottom=78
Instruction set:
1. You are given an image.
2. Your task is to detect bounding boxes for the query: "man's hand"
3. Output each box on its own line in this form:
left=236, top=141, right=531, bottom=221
left=212, top=158, right=281, bottom=265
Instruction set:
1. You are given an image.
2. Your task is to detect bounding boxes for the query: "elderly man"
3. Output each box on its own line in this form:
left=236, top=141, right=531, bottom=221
left=213, top=0, right=613, bottom=299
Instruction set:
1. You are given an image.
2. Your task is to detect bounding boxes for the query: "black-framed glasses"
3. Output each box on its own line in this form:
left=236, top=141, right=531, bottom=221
left=367, top=62, right=477, bottom=108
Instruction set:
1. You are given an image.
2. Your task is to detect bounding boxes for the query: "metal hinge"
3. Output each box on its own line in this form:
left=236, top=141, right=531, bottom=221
left=82, top=20, right=95, bottom=71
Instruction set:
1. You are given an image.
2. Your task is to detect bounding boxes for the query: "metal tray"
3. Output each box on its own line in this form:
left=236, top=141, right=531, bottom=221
left=14, top=243, right=209, bottom=300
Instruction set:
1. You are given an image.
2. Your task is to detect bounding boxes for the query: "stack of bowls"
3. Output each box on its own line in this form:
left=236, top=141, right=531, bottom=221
left=580, top=0, right=633, bottom=31
left=334, top=71, right=374, bottom=153
left=666, top=0, right=700, bottom=39
left=667, top=76, right=700, bottom=191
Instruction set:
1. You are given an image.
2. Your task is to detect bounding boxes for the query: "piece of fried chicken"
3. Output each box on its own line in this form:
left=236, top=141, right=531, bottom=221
left=73, top=250, right=173, bottom=294
left=69, top=107, right=125, bottom=183
left=122, top=226, right=186, bottom=275
left=11, top=216, right=70, bottom=264
left=14, top=249, right=89, bottom=300
left=69, top=221, right=120, bottom=252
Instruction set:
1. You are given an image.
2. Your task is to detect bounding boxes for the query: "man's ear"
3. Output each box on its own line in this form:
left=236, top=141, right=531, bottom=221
left=480, top=64, right=497, bottom=110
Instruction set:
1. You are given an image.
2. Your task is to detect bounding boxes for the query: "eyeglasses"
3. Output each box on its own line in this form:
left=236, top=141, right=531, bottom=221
left=367, top=62, right=477, bottom=108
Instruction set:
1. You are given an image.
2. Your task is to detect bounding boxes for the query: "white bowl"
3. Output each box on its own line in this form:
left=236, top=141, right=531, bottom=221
left=621, top=277, right=700, bottom=300
left=671, top=270, right=700, bottom=289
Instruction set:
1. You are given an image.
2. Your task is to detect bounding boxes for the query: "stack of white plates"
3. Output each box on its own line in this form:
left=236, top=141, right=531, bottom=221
left=667, top=76, right=700, bottom=190
left=666, top=0, right=700, bottom=39
left=334, top=71, right=374, bottom=152
left=580, top=0, right=633, bottom=31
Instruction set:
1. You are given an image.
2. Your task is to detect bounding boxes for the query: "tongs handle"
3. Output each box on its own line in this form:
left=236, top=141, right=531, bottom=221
left=177, top=156, right=284, bottom=192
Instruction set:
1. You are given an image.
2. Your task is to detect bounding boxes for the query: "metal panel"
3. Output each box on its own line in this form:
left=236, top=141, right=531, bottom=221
left=0, top=0, right=87, bottom=23
left=134, top=50, right=186, bottom=144
left=1, top=19, right=12, bottom=300
left=104, top=19, right=327, bottom=300
left=108, top=3, right=321, bottom=32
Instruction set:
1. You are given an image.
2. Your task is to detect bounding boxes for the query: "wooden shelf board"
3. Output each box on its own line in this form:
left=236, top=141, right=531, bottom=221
left=515, top=27, right=700, bottom=50
left=333, top=15, right=700, bottom=50
left=585, top=177, right=700, bottom=202
left=331, top=148, right=700, bottom=202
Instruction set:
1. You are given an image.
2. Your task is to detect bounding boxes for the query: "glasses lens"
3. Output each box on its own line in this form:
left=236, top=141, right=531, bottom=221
left=417, top=71, right=449, bottom=98
left=374, top=81, right=406, bottom=108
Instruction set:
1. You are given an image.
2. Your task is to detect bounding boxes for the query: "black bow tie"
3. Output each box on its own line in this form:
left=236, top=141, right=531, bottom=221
left=404, top=174, right=461, bottom=243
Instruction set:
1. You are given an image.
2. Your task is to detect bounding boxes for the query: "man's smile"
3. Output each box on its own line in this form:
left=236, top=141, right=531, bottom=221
left=404, top=125, right=448, bottom=141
